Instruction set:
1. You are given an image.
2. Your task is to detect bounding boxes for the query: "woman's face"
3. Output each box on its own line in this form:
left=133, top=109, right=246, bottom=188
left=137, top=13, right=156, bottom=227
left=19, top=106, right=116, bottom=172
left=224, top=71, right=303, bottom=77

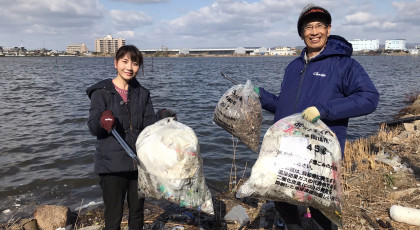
left=114, top=54, right=140, bottom=81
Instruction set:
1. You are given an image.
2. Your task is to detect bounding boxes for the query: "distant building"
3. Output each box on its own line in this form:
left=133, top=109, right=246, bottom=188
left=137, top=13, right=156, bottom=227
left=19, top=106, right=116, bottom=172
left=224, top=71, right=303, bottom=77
left=268, top=46, right=296, bottom=55
left=385, top=39, right=406, bottom=51
left=234, top=47, right=246, bottom=55
left=250, top=47, right=268, bottom=55
left=66, top=44, right=88, bottom=54
left=349, top=39, right=380, bottom=52
left=94, top=35, right=125, bottom=54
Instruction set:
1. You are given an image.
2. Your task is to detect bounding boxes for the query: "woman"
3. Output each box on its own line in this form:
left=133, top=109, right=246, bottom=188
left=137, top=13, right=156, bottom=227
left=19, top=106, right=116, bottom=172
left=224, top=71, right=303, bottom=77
left=86, top=45, right=156, bottom=229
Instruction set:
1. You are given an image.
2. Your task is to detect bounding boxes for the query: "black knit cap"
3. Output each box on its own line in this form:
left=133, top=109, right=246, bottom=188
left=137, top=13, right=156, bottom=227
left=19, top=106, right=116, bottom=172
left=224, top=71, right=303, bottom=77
left=297, top=3, right=331, bottom=36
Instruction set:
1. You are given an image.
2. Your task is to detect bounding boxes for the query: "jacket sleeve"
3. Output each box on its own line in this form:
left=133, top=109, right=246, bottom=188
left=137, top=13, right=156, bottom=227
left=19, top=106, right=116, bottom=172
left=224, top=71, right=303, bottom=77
left=142, top=92, right=156, bottom=128
left=259, top=87, right=280, bottom=114
left=316, top=59, right=380, bottom=121
left=87, top=89, right=107, bottom=136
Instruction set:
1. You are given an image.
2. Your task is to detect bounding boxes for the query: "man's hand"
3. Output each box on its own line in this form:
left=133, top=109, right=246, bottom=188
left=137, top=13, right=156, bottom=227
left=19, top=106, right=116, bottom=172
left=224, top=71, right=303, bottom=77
left=100, top=110, right=115, bottom=132
left=302, top=106, right=320, bottom=123
left=254, top=86, right=260, bottom=95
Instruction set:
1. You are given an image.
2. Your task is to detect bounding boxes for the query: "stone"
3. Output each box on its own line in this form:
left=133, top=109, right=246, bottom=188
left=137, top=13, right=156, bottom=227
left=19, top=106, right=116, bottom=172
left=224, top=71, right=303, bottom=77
left=8, top=219, right=38, bottom=230
left=403, top=123, right=415, bottom=132
left=414, top=120, right=420, bottom=131
left=33, top=205, right=70, bottom=230
left=23, top=219, right=39, bottom=230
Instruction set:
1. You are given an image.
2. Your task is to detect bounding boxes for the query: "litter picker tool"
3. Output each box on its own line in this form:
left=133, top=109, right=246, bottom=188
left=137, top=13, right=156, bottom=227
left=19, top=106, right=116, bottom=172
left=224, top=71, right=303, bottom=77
left=220, top=72, right=240, bottom=85
left=111, top=128, right=140, bottom=165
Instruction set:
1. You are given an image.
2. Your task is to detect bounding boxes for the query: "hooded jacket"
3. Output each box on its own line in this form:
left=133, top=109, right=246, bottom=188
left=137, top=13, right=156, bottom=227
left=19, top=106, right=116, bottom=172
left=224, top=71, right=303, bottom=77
left=259, top=35, right=379, bottom=154
left=86, top=78, right=156, bottom=173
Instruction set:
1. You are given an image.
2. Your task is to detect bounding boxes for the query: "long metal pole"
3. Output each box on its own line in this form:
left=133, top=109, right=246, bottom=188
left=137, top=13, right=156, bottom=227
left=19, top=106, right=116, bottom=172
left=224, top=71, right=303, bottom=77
left=220, top=72, right=240, bottom=85
left=111, top=128, right=140, bottom=165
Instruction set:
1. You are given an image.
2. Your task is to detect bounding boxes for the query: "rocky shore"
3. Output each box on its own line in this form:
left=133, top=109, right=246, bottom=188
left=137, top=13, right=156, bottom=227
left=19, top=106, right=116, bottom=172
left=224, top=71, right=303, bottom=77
left=2, top=93, right=420, bottom=230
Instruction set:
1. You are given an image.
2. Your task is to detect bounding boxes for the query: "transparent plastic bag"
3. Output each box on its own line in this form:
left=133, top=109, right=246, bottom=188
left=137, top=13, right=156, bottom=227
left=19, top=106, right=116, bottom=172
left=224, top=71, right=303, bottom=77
left=135, top=118, right=214, bottom=215
left=236, top=113, right=343, bottom=226
left=213, top=80, right=262, bottom=152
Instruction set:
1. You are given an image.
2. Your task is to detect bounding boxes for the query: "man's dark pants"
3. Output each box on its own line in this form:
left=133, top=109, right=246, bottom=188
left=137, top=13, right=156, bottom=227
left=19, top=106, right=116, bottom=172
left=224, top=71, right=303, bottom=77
left=275, top=201, right=338, bottom=230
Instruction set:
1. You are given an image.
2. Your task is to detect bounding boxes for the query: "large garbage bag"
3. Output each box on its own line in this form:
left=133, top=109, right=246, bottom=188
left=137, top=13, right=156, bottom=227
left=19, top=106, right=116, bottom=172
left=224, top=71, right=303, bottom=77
left=213, top=80, right=262, bottom=152
left=135, top=118, right=214, bottom=215
left=236, top=114, right=343, bottom=226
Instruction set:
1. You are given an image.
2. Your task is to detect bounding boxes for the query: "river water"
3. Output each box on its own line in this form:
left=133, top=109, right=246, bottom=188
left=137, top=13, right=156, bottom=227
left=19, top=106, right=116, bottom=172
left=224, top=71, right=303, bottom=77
left=0, top=55, right=419, bottom=222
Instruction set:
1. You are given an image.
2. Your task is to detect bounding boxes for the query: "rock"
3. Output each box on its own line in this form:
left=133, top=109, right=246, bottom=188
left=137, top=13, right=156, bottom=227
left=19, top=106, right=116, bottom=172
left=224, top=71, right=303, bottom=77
left=23, top=219, right=39, bottom=230
left=7, top=219, right=38, bottom=230
left=33, top=205, right=70, bottom=230
left=389, top=188, right=420, bottom=199
left=414, top=120, right=420, bottom=130
left=403, top=123, right=415, bottom=132
left=397, top=130, right=411, bottom=139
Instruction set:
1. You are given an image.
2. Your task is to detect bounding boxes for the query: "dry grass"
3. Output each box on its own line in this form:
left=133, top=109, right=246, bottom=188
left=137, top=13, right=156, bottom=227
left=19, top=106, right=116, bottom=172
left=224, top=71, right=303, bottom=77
left=341, top=122, right=420, bottom=229
left=4, top=94, right=420, bottom=230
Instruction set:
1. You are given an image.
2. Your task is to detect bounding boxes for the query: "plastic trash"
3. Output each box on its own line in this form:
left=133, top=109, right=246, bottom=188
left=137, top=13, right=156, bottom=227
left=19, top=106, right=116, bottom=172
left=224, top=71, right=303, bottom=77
left=213, top=80, right=262, bottom=152
left=374, top=153, right=410, bottom=172
left=236, top=113, right=343, bottom=226
left=182, top=211, right=195, bottom=221
left=136, top=118, right=214, bottom=215
left=390, top=205, right=420, bottom=226
left=224, top=205, right=250, bottom=227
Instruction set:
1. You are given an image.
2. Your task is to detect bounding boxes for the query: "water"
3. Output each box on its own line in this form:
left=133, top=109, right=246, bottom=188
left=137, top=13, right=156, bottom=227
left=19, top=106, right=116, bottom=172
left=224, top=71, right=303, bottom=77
left=0, top=55, right=419, bottom=221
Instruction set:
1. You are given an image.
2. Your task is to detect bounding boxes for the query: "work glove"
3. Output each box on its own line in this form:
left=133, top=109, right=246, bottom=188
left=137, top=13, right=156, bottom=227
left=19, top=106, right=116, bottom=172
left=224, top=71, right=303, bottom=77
left=156, top=108, right=177, bottom=121
left=302, top=106, right=320, bottom=123
left=254, top=86, right=260, bottom=95
left=100, top=110, right=115, bottom=132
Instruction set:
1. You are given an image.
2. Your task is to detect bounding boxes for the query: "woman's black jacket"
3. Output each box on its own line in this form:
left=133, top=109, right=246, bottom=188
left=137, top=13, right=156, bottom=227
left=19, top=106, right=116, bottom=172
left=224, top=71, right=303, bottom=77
left=86, top=78, right=156, bottom=173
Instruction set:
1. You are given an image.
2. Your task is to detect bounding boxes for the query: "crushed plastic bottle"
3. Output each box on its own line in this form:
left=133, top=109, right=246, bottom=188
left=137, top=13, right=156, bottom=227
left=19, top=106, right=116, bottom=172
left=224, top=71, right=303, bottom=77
left=224, top=205, right=250, bottom=227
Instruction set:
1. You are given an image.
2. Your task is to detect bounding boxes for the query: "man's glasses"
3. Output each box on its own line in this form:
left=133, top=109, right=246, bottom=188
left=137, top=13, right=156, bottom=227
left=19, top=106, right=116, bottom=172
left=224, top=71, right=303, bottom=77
left=303, top=23, right=328, bottom=32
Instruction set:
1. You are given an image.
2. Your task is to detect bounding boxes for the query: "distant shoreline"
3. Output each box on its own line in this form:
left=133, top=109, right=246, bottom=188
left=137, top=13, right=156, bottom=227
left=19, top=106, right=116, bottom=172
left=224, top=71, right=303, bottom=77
left=0, top=52, right=416, bottom=58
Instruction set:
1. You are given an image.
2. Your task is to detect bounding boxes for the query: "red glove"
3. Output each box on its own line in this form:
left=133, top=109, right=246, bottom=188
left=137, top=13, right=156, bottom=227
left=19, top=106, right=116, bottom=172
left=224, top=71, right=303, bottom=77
left=100, top=110, right=115, bottom=132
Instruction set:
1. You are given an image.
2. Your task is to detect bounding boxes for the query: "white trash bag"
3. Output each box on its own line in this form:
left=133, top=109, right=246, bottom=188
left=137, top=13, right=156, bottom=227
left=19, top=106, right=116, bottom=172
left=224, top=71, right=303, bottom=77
left=213, top=80, right=262, bottom=152
left=135, top=118, right=214, bottom=215
left=236, top=113, right=343, bottom=226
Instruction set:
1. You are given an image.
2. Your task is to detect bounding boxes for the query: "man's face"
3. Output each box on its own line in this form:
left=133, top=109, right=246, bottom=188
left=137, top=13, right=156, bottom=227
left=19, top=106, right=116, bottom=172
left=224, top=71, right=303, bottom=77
left=301, top=20, right=331, bottom=57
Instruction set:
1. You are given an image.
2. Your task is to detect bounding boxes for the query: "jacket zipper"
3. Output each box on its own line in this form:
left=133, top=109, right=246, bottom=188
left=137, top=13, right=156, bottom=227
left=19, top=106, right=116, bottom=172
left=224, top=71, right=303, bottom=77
left=125, top=88, right=137, bottom=169
left=293, top=62, right=308, bottom=113
left=112, top=86, right=136, bottom=169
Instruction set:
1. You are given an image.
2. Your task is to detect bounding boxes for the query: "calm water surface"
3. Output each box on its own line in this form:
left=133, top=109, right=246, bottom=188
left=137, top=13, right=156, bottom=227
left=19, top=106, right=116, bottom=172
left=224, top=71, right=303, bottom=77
left=0, top=56, right=419, bottom=221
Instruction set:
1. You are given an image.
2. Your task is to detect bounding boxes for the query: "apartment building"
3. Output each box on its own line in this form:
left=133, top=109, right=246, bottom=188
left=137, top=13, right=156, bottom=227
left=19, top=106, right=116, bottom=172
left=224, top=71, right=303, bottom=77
left=94, top=35, right=126, bottom=54
left=66, top=44, right=88, bottom=54
left=385, top=39, right=406, bottom=51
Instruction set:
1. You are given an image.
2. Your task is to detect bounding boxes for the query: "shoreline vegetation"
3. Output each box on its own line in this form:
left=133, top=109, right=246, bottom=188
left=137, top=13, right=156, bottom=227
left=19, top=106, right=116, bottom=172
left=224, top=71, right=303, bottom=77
left=2, top=92, right=420, bottom=230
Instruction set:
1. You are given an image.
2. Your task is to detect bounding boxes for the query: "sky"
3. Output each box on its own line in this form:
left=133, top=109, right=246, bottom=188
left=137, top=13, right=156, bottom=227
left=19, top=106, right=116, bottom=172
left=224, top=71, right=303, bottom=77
left=0, top=0, right=419, bottom=51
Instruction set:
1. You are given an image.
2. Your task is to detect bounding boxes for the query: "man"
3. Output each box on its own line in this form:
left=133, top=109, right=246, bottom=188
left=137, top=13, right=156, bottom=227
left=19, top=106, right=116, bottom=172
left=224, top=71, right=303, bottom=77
left=255, top=3, right=380, bottom=230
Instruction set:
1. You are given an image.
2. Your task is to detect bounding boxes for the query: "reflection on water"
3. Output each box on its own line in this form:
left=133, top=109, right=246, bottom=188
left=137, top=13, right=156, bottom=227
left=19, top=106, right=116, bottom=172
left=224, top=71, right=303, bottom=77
left=0, top=55, right=419, bottom=221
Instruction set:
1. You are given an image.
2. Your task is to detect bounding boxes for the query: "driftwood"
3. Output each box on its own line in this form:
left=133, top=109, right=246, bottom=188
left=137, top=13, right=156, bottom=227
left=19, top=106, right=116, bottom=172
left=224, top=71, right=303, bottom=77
left=360, top=210, right=380, bottom=230
left=389, top=188, right=420, bottom=200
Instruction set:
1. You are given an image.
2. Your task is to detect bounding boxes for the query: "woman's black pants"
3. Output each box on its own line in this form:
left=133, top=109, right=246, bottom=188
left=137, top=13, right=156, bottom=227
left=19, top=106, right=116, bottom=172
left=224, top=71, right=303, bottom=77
left=99, top=171, right=145, bottom=230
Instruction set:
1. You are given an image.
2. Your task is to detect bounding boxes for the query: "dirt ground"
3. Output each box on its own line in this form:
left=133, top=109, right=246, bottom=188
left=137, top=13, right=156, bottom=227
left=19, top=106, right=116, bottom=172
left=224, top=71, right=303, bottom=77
left=74, top=93, right=420, bottom=230
left=3, top=93, right=420, bottom=230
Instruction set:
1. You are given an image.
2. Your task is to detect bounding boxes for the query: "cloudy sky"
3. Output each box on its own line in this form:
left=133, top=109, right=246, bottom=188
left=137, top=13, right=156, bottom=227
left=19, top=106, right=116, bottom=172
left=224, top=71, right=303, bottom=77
left=0, top=0, right=419, bottom=51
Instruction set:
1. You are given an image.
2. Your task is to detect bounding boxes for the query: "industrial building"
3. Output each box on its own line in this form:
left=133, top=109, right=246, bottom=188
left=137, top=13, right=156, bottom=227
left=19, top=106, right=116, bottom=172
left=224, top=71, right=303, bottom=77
left=349, top=39, right=380, bottom=52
